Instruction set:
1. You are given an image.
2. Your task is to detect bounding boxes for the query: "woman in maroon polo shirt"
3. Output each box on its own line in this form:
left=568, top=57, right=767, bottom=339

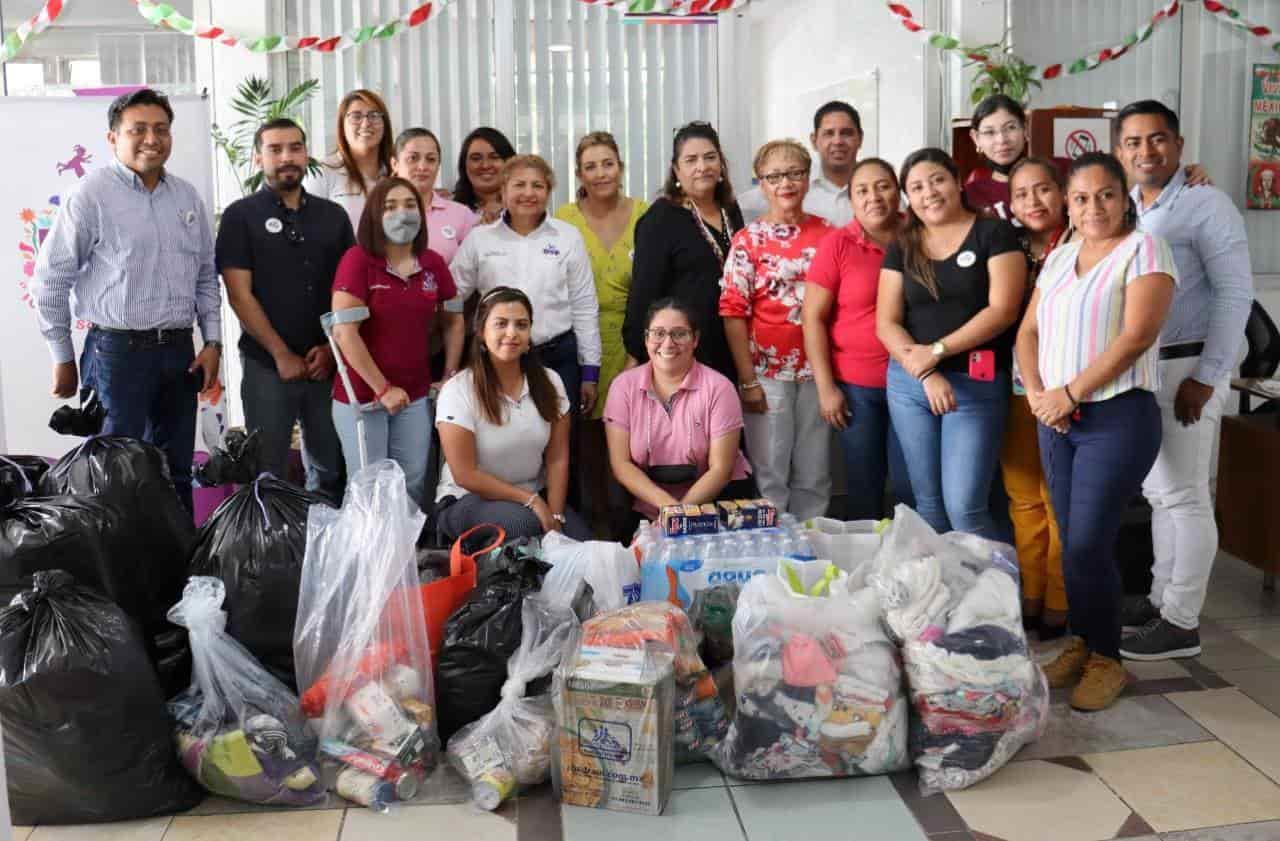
left=330, top=176, right=464, bottom=507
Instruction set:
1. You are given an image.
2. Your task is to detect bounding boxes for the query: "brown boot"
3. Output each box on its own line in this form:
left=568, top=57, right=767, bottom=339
left=1042, top=636, right=1089, bottom=689
left=1070, top=654, right=1128, bottom=712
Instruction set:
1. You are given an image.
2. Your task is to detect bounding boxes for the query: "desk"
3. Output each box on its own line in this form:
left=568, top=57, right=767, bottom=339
left=1231, top=377, right=1280, bottom=415
left=1217, top=410, right=1280, bottom=590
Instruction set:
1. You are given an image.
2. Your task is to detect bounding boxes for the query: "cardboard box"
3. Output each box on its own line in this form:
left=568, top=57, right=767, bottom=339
left=716, top=498, right=778, bottom=531
left=659, top=503, right=720, bottom=537
left=554, top=646, right=675, bottom=816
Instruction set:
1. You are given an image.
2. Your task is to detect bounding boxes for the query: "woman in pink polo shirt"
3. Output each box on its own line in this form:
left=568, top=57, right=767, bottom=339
left=330, top=177, right=464, bottom=507
left=604, top=298, right=752, bottom=533
left=390, top=128, right=478, bottom=265
left=803, top=157, right=912, bottom=521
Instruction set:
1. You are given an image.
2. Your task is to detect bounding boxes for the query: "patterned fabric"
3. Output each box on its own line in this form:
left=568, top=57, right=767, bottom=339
left=1035, top=231, right=1178, bottom=403
left=718, top=215, right=833, bottom=382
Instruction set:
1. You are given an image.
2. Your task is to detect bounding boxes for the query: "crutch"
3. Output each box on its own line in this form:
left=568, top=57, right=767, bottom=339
left=320, top=307, right=372, bottom=470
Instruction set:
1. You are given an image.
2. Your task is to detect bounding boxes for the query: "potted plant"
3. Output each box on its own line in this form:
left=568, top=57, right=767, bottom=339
left=212, top=76, right=322, bottom=197
left=965, top=31, right=1041, bottom=106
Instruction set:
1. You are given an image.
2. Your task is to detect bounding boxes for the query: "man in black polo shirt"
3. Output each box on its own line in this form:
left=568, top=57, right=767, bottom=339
left=216, top=118, right=355, bottom=500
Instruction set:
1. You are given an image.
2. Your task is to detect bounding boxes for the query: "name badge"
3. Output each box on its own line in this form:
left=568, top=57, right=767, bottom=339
left=440, top=224, right=456, bottom=240
left=181, top=209, right=197, bottom=226
left=956, top=250, right=977, bottom=268
left=265, top=217, right=283, bottom=234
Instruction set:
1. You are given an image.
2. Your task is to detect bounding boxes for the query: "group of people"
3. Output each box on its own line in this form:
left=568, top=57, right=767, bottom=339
left=31, top=85, right=1254, bottom=714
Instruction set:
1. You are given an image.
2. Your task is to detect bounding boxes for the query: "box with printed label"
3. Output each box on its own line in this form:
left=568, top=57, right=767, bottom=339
left=552, top=645, right=674, bottom=816
left=716, top=498, right=778, bottom=531
left=659, top=503, right=720, bottom=537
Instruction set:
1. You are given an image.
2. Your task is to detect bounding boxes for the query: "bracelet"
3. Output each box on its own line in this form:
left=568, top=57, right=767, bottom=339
left=919, top=368, right=938, bottom=383
left=523, top=492, right=539, bottom=509
left=375, top=381, right=393, bottom=401
left=1064, top=384, right=1079, bottom=406
left=738, top=380, right=762, bottom=392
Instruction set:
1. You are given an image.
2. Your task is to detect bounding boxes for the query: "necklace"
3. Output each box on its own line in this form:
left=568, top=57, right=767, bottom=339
left=685, top=199, right=733, bottom=264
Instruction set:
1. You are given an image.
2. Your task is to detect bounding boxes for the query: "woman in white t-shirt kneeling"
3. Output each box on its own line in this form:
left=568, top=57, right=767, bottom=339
left=435, top=286, right=592, bottom=541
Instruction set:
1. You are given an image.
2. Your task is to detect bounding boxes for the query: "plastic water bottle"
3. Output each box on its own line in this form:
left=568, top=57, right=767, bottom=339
left=634, top=520, right=656, bottom=562
left=789, top=532, right=818, bottom=562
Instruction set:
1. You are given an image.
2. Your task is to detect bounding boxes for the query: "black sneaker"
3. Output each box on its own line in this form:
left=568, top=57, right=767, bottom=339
left=1120, top=618, right=1202, bottom=661
left=1120, top=595, right=1159, bottom=631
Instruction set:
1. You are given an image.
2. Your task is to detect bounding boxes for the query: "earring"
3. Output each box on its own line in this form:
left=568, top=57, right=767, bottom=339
left=675, top=180, right=681, bottom=189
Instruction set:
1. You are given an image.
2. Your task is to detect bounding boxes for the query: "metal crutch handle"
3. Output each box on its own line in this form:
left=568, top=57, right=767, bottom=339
left=321, top=307, right=373, bottom=470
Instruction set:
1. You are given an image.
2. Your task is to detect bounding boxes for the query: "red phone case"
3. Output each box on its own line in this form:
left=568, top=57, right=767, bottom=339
left=969, top=350, right=996, bottom=382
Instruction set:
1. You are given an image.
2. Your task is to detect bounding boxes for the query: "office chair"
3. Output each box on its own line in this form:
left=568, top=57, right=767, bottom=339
left=1239, top=300, right=1280, bottom=414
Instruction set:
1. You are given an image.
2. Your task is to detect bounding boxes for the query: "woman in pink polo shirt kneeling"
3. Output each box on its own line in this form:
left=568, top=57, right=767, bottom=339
left=603, top=298, right=753, bottom=536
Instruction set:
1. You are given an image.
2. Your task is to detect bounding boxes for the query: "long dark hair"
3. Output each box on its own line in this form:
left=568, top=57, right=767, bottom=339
left=333, top=89, right=394, bottom=196
left=1067, top=151, right=1139, bottom=234
left=662, top=121, right=736, bottom=207
left=897, top=148, right=974, bottom=299
left=972, top=94, right=1026, bottom=132
left=645, top=296, right=701, bottom=335
left=355, top=177, right=429, bottom=257
left=468, top=287, right=562, bottom=426
left=453, top=127, right=516, bottom=210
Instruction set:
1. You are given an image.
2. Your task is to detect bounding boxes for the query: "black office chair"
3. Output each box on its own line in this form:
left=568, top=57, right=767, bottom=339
left=1239, top=300, right=1280, bottom=414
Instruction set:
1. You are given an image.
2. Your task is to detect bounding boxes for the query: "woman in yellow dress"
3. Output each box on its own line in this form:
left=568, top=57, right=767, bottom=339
left=556, top=131, right=648, bottom=537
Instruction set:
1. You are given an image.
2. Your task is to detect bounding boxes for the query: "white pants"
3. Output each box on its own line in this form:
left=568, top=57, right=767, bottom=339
left=743, top=377, right=832, bottom=520
left=1141, top=356, right=1231, bottom=629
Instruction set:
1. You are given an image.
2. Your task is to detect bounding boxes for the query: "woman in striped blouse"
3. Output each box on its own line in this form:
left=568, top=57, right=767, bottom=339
left=1014, top=152, right=1177, bottom=713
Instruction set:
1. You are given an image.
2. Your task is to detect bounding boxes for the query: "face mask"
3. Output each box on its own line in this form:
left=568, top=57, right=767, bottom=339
left=382, top=210, right=420, bottom=244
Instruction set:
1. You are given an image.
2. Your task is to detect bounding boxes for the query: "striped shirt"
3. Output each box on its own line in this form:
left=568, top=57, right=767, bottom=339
left=1035, top=230, right=1178, bottom=403
left=31, top=158, right=221, bottom=364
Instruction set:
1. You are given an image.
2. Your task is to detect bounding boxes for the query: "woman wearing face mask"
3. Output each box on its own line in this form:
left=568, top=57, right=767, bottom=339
left=624, top=121, right=743, bottom=383
left=305, top=89, right=394, bottom=232
left=435, top=287, right=591, bottom=541
left=452, top=127, right=516, bottom=224
left=448, top=155, right=602, bottom=419
left=804, top=158, right=912, bottom=520
left=720, top=139, right=833, bottom=519
left=1003, top=156, right=1075, bottom=638
left=555, top=132, right=648, bottom=534
left=329, top=177, right=464, bottom=507
left=877, top=148, right=1026, bottom=540
left=965, top=94, right=1210, bottom=221
left=391, top=128, right=477, bottom=264
left=1015, top=152, right=1176, bottom=711
left=604, top=298, right=752, bottom=533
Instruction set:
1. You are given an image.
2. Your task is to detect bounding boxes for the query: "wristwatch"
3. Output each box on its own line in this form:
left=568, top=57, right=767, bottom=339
left=204, top=340, right=223, bottom=353
left=930, top=341, right=947, bottom=358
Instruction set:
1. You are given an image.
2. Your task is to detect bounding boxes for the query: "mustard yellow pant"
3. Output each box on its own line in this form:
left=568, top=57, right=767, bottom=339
left=1001, top=395, right=1067, bottom=613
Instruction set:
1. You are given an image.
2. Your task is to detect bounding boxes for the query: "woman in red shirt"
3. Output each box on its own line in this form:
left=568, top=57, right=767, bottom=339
left=803, top=158, right=912, bottom=520
left=721, top=139, right=833, bottom=519
left=330, top=177, right=464, bottom=507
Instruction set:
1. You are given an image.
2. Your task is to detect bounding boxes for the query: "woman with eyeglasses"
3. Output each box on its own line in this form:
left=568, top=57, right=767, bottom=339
left=624, top=121, right=743, bottom=383
left=391, top=128, right=477, bottom=265
left=453, top=127, right=517, bottom=224
left=329, top=177, right=463, bottom=507
left=604, top=298, right=752, bottom=531
left=305, top=89, right=394, bottom=232
left=720, top=139, right=833, bottom=519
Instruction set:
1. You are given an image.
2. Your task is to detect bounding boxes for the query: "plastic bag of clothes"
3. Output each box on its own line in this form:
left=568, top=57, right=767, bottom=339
left=293, top=460, right=439, bottom=810
left=0, top=456, right=50, bottom=509
left=712, top=560, right=908, bottom=780
left=579, top=601, right=727, bottom=763
left=541, top=531, right=641, bottom=614
left=169, top=576, right=326, bottom=805
left=869, top=505, right=1049, bottom=794
left=189, top=476, right=331, bottom=687
left=435, top=537, right=551, bottom=740
left=446, top=596, right=578, bottom=810
left=0, top=570, right=203, bottom=824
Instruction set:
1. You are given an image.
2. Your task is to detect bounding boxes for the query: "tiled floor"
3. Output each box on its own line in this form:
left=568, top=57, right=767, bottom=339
left=10, top=551, right=1280, bottom=841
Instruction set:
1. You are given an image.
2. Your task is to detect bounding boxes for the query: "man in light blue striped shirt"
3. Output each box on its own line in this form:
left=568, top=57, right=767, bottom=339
left=31, top=88, right=223, bottom=512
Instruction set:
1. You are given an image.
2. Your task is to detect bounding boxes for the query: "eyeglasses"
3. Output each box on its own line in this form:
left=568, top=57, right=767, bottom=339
left=645, top=327, right=694, bottom=344
left=977, top=123, right=1024, bottom=140
left=345, top=111, right=385, bottom=125
left=760, top=168, right=810, bottom=186
left=123, top=125, right=171, bottom=138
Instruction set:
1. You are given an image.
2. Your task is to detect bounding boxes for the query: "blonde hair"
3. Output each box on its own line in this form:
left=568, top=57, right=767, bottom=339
left=574, top=131, right=624, bottom=199
left=753, top=139, right=812, bottom=178
left=500, top=154, right=556, bottom=191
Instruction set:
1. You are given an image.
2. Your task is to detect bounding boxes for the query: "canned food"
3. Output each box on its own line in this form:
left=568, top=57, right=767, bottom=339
left=473, top=767, right=516, bottom=811
left=336, top=767, right=393, bottom=812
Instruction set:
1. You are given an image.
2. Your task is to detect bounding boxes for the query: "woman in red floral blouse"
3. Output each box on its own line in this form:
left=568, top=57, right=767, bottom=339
left=720, top=139, right=834, bottom=519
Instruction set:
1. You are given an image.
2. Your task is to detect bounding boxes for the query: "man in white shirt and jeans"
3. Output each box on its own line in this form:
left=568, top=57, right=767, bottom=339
left=1115, top=99, right=1254, bottom=661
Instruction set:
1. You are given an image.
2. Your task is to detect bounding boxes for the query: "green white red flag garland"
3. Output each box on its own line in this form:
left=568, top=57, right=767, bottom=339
left=1202, top=1, right=1280, bottom=54
left=1, top=0, right=65, bottom=64
left=885, top=0, right=1182, bottom=80
left=131, top=0, right=452, bottom=53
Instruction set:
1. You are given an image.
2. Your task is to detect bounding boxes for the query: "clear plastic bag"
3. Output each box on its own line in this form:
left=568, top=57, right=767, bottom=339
left=869, top=505, right=1048, bottom=795
left=168, top=577, right=326, bottom=805
left=803, top=517, right=886, bottom=582
left=712, top=562, right=909, bottom=780
left=293, top=461, right=438, bottom=810
left=541, top=531, right=641, bottom=614
left=446, top=596, right=579, bottom=810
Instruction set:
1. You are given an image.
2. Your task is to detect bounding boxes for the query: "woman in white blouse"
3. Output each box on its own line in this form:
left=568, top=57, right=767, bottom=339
left=303, top=88, right=394, bottom=232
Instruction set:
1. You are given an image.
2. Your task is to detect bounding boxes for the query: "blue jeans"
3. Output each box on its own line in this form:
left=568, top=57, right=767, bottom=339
left=332, top=396, right=432, bottom=508
left=886, top=361, right=1009, bottom=539
left=1039, top=389, right=1161, bottom=659
left=836, top=382, right=914, bottom=520
left=241, top=353, right=343, bottom=502
left=81, top=327, right=198, bottom=513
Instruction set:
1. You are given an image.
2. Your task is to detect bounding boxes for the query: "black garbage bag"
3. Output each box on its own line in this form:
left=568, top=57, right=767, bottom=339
left=435, top=538, right=551, bottom=740
left=0, top=570, right=203, bottom=824
left=189, top=476, right=332, bottom=688
left=0, top=456, right=50, bottom=509
left=195, top=428, right=262, bottom=488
